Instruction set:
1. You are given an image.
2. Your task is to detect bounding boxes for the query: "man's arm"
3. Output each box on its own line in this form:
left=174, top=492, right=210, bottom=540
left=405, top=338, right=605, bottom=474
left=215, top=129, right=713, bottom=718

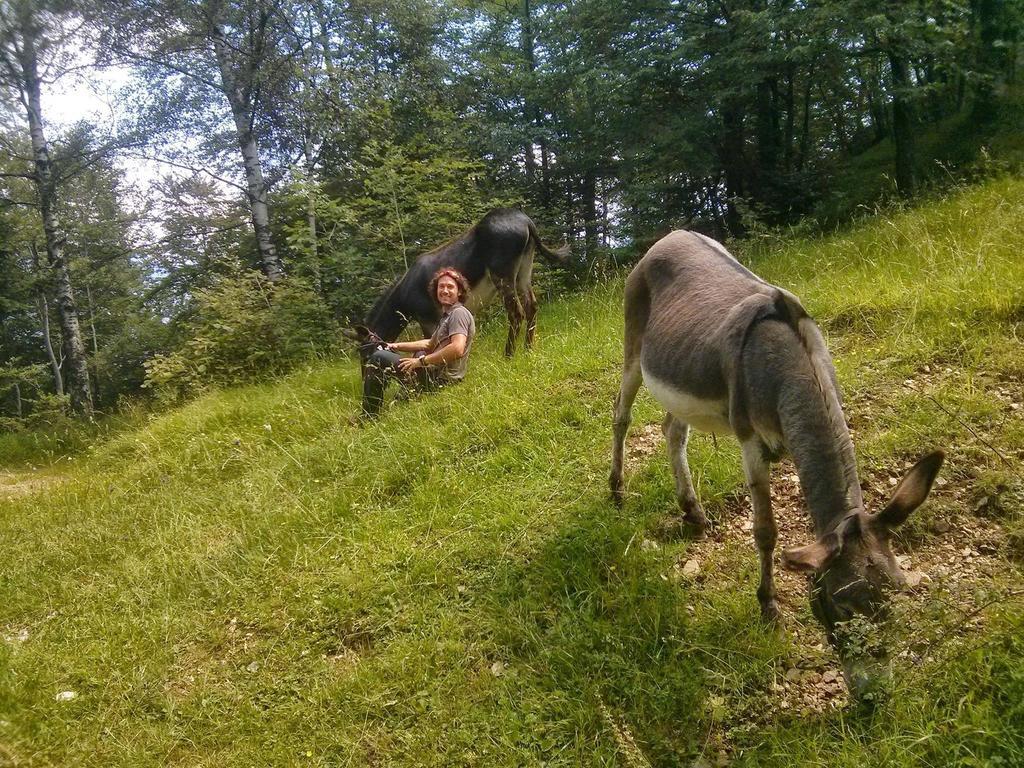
left=397, top=334, right=466, bottom=372
left=388, top=338, right=433, bottom=353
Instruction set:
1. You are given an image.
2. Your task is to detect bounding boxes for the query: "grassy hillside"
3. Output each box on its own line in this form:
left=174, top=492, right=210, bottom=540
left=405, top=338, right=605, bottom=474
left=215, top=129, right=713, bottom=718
left=2, top=176, right=1024, bottom=767
left=815, top=97, right=1024, bottom=226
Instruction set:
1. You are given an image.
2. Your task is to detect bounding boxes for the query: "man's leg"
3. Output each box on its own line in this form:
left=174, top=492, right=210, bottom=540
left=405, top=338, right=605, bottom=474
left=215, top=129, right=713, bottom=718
left=362, top=348, right=402, bottom=416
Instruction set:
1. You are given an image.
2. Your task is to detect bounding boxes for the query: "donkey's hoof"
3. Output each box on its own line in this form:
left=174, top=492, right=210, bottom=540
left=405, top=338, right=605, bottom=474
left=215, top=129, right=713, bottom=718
left=653, top=515, right=705, bottom=542
left=760, top=600, right=783, bottom=625
left=684, top=514, right=708, bottom=541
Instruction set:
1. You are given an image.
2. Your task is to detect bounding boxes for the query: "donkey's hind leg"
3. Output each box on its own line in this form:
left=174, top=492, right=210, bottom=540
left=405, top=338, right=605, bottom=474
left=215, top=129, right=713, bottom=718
left=610, top=355, right=642, bottom=506
left=662, top=414, right=707, bottom=538
left=522, top=288, right=538, bottom=350
left=611, top=270, right=650, bottom=506
left=515, top=247, right=538, bottom=351
left=741, top=439, right=781, bottom=623
left=496, top=278, right=525, bottom=357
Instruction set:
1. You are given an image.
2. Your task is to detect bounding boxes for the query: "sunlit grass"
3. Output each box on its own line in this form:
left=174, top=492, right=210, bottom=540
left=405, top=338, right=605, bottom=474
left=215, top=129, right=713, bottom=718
left=1, top=176, right=1023, bottom=766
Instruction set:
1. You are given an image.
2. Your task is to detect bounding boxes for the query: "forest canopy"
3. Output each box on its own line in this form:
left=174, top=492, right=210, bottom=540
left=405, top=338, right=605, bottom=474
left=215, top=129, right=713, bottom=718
left=1, top=0, right=1021, bottom=420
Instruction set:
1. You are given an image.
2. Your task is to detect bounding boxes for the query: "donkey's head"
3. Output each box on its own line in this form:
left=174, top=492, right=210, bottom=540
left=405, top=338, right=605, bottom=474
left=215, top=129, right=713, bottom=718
left=782, top=451, right=945, bottom=701
left=342, top=325, right=387, bottom=361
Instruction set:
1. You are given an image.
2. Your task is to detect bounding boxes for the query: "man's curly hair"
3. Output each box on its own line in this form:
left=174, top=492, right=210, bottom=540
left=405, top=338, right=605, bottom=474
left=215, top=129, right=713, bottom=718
left=428, top=267, right=471, bottom=304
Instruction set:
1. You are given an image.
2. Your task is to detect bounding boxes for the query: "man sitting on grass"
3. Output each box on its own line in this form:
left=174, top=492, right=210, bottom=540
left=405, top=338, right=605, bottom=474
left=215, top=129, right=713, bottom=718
left=361, top=267, right=476, bottom=417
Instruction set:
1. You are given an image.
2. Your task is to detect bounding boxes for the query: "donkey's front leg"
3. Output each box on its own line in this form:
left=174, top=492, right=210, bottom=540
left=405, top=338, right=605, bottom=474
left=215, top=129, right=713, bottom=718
left=741, top=440, right=781, bottom=623
left=663, top=414, right=707, bottom=538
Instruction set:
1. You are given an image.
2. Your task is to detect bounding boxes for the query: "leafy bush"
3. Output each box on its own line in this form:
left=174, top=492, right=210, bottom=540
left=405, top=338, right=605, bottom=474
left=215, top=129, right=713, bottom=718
left=143, top=272, right=333, bottom=402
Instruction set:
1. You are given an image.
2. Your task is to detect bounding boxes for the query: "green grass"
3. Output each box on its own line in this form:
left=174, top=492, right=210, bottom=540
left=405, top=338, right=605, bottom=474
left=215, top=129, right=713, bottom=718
left=0, top=406, right=146, bottom=469
left=2, top=175, right=1024, bottom=766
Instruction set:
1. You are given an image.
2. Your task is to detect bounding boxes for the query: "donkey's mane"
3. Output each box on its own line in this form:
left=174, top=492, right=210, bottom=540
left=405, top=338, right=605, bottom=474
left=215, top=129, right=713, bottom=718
left=788, top=310, right=864, bottom=515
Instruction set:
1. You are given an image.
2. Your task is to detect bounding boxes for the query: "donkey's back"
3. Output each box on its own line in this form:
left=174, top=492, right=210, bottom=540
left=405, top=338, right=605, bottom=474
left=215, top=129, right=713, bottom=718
left=624, top=230, right=801, bottom=437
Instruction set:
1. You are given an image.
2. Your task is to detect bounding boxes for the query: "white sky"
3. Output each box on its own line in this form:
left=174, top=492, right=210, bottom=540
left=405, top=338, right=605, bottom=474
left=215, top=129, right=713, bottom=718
left=43, top=63, right=127, bottom=127
left=41, top=64, right=169, bottom=194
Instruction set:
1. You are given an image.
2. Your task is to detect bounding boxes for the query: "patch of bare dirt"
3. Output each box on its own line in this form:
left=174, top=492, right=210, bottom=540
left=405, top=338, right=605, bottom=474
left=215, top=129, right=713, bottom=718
left=0, top=470, right=60, bottom=500
left=626, top=422, right=664, bottom=464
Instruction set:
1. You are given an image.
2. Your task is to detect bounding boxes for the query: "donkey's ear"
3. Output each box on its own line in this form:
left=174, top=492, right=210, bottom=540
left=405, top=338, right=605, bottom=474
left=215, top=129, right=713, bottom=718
left=782, top=531, right=842, bottom=572
left=873, top=451, right=945, bottom=530
left=783, top=513, right=863, bottom=572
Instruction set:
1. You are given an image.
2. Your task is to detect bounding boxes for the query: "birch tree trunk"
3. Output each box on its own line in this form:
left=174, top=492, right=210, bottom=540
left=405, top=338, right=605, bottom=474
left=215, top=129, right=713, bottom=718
left=36, top=293, right=64, bottom=398
left=12, top=7, right=92, bottom=415
left=211, top=26, right=284, bottom=282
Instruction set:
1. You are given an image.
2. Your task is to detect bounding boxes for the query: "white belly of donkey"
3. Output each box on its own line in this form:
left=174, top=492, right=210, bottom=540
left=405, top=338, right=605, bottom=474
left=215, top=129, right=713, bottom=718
left=642, top=367, right=732, bottom=435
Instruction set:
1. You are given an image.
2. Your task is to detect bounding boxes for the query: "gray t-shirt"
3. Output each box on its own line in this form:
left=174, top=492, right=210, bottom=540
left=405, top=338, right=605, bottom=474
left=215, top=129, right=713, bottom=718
left=429, top=303, right=475, bottom=381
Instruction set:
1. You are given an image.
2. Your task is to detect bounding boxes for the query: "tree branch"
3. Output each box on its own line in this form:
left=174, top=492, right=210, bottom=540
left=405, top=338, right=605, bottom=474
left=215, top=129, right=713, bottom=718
left=118, top=151, right=248, bottom=193
left=106, top=48, right=221, bottom=91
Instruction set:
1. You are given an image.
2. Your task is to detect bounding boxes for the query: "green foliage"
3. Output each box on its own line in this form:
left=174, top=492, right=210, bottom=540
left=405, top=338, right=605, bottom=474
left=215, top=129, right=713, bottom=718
left=142, top=272, right=333, bottom=402
left=282, top=139, right=520, bottom=320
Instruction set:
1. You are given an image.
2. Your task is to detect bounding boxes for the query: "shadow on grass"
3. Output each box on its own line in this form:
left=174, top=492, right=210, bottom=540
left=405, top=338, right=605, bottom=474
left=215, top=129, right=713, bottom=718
left=470, top=491, right=791, bottom=765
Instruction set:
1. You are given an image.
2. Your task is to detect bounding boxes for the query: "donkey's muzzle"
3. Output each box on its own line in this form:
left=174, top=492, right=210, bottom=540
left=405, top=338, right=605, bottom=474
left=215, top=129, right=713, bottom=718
left=842, top=657, right=892, bottom=706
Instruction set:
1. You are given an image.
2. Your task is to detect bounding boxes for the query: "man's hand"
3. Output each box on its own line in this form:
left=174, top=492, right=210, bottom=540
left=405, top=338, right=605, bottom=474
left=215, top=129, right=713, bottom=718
left=397, top=356, right=424, bottom=374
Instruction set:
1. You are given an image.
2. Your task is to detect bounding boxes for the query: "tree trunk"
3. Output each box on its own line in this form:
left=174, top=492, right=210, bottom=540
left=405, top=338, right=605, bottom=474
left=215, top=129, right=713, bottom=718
left=563, top=176, right=575, bottom=254
left=36, top=295, right=64, bottom=397
left=16, top=15, right=91, bottom=415
left=539, top=140, right=551, bottom=211
left=211, top=27, right=284, bottom=282
left=971, top=0, right=1002, bottom=122
left=313, top=0, right=339, bottom=85
left=888, top=52, right=917, bottom=197
left=784, top=64, right=795, bottom=173
left=302, top=133, right=323, bottom=295
left=581, top=167, right=598, bottom=260
left=719, top=100, right=747, bottom=234
left=797, top=58, right=815, bottom=171
left=521, top=0, right=538, bottom=188
left=85, top=279, right=101, bottom=406
left=600, top=178, right=609, bottom=248
left=755, top=76, right=780, bottom=198
left=859, top=60, right=888, bottom=144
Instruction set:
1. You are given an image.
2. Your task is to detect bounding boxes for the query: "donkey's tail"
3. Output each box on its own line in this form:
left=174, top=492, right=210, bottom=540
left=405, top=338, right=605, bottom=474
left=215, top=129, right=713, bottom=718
left=527, top=219, right=571, bottom=264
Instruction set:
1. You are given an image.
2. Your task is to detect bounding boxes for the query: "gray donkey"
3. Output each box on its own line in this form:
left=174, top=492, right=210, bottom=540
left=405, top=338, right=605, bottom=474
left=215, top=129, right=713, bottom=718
left=610, top=230, right=944, bottom=699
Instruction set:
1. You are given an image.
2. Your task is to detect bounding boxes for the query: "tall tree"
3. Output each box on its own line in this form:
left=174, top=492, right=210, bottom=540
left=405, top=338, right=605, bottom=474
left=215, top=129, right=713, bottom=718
left=0, top=0, right=94, bottom=415
left=96, top=0, right=289, bottom=281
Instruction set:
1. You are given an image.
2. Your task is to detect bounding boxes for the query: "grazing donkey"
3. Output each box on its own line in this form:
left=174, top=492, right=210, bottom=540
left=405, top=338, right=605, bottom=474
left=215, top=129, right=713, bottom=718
left=610, top=230, right=944, bottom=699
left=346, top=208, right=569, bottom=357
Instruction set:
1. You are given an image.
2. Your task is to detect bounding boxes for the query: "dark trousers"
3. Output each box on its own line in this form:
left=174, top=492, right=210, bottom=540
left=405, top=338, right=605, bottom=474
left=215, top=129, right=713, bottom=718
left=361, top=348, right=440, bottom=416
